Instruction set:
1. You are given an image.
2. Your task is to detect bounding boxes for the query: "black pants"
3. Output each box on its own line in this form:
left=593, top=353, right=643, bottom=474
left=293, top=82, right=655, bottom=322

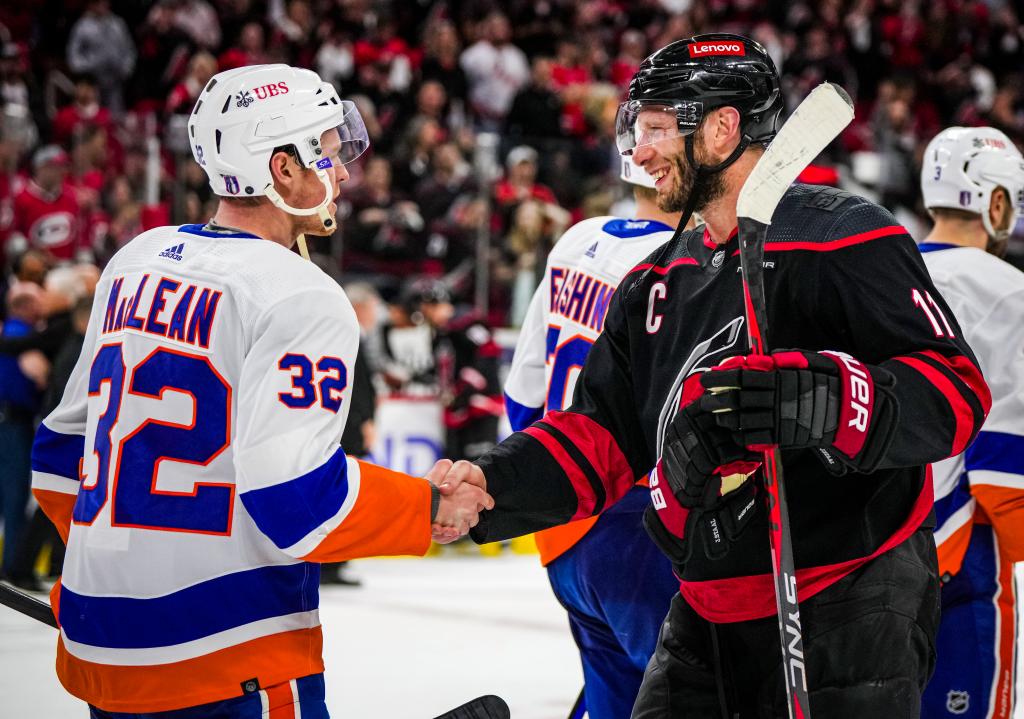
left=632, top=527, right=940, bottom=719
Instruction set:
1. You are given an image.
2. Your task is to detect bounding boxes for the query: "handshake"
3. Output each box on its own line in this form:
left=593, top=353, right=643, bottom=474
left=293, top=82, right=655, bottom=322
left=425, top=459, right=492, bottom=544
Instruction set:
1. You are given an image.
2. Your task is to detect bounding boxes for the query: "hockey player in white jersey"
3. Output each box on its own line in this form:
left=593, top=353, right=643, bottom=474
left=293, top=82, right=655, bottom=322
left=29, top=64, right=491, bottom=719
left=917, top=126, right=1024, bottom=719
left=503, top=157, right=689, bottom=719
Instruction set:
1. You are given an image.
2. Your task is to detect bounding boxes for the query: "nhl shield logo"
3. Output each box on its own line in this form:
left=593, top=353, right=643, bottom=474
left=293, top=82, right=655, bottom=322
left=712, top=250, right=725, bottom=268
left=946, top=690, right=969, bottom=715
left=235, top=90, right=254, bottom=108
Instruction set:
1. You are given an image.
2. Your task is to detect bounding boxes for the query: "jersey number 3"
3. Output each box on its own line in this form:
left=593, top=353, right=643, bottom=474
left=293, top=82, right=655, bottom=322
left=73, top=343, right=233, bottom=535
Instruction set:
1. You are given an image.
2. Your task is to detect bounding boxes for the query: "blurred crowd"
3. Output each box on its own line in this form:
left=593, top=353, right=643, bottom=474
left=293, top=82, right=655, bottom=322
left=2, top=0, right=1024, bottom=585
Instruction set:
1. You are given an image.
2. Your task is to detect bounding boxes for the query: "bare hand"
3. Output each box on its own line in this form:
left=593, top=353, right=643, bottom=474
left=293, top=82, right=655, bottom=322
left=437, top=460, right=487, bottom=496
left=431, top=471, right=494, bottom=544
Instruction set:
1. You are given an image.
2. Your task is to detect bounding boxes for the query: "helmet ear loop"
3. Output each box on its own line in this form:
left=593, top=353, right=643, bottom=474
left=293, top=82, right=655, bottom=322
left=264, top=167, right=337, bottom=233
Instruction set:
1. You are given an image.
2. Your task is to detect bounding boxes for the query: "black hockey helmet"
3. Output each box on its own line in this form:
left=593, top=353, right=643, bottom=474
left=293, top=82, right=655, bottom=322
left=400, top=277, right=452, bottom=315
left=615, top=33, right=783, bottom=159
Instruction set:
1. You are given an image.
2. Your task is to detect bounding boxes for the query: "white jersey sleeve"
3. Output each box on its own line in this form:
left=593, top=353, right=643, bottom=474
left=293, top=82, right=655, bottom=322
left=234, top=283, right=431, bottom=561
left=923, top=245, right=1024, bottom=571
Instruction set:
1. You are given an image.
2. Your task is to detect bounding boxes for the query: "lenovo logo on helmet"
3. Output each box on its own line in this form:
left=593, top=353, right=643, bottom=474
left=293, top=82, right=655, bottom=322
left=689, top=42, right=745, bottom=58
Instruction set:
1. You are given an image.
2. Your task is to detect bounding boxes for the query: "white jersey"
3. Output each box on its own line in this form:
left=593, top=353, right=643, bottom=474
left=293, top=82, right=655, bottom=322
left=920, top=243, right=1024, bottom=573
left=505, top=216, right=675, bottom=432
left=31, top=224, right=432, bottom=713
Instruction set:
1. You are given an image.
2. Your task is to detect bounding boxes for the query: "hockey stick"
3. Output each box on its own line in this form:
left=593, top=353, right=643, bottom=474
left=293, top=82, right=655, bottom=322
left=432, top=694, right=510, bottom=719
left=1, top=582, right=507, bottom=718
left=734, top=82, right=854, bottom=719
left=0, top=582, right=58, bottom=629
left=567, top=687, right=585, bottom=719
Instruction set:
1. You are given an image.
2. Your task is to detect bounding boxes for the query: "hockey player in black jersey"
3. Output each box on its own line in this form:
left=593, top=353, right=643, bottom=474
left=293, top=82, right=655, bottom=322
left=438, top=34, right=991, bottom=718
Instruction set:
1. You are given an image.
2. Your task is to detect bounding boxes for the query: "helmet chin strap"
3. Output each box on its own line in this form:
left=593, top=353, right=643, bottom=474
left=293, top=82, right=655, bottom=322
left=263, top=167, right=337, bottom=260
left=668, top=133, right=754, bottom=240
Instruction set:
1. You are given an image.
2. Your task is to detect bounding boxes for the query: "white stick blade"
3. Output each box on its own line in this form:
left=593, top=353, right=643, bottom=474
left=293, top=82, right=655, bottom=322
left=736, top=82, right=854, bottom=225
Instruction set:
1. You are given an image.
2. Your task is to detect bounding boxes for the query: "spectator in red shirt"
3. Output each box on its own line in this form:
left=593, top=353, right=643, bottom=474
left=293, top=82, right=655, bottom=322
left=494, top=145, right=557, bottom=208
left=609, top=29, right=647, bottom=89
left=492, top=145, right=558, bottom=235
left=10, top=146, right=80, bottom=262
left=166, top=51, right=217, bottom=115
left=51, top=75, right=115, bottom=149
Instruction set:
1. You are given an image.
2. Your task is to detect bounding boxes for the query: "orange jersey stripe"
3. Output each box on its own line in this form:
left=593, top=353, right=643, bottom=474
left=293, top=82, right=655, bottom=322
left=265, top=681, right=296, bottom=719
left=33, top=488, right=76, bottom=544
left=535, top=517, right=599, bottom=565
left=302, top=460, right=431, bottom=563
left=57, top=627, right=324, bottom=713
left=991, top=549, right=1017, bottom=719
left=535, top=476, right=649, bottom=565
left=973, top=484, right=1024, bottom=563
left=937, top=521, right=973, bottom=578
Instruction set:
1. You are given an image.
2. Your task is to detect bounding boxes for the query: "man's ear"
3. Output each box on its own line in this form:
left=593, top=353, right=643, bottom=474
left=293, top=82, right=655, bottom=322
left=990, top=186, right=1008, bottom=229
left=704, top=106, right=743, bottom=158
left=269, top=149, right=299, bottom=188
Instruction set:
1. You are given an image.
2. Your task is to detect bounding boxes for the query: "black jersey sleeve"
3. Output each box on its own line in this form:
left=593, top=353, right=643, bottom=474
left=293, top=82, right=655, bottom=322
left=810, top=202, right=991, bottom=468
left=470, top=285, right=652, bottom=543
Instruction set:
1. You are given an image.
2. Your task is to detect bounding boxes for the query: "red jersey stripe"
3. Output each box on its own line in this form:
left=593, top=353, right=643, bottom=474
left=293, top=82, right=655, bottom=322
left=523, top=425, right=598, bottom=520
left=729, top=225, right=906, bottom=255
left=629, top=256, right=699, bottom=276
left=894, top=355, right=977, bottom=455
left=918, top=350, right=993, bottom=418
left=679, top=467, right=934, bottom=623
left=543, top=411, right=636, bottom=508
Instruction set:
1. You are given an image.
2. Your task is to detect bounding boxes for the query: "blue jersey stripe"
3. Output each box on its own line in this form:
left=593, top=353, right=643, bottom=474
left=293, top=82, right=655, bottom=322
left=240, top=447, right=350, bottom=550
left=177, top=224, right=261, bottom=239
left=31, top=423, right=85, bottom=481
left=600, top=219, right=675, bottom=239
left=965, top=430, right=1024, bottom=475
left=916, top=242, right=959, bottom=254
left=59, top=562, right=319, bottom=649
left=504, top=392, right=543, bottom=433
left=934, top=471, right=972, bottom=529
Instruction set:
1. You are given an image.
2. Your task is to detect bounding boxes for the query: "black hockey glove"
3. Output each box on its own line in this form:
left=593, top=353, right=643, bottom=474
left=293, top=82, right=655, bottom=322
left=699, top=350, right=899, bottom=474
left=644, top=475, right=760, bottom=564
left=660, top=399, right=762, bottom=510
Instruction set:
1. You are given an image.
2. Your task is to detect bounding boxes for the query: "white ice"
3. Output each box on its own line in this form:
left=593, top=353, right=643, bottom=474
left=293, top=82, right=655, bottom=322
left=0, top=553, right=583, bottom=718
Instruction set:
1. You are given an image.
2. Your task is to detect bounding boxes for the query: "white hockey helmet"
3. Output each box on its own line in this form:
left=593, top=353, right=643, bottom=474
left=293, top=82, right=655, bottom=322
left=188, top=64, right=369, bottom=231
left=921, top=126, right=1024, bottom=242
left=620, top=154, right=657, bottom=188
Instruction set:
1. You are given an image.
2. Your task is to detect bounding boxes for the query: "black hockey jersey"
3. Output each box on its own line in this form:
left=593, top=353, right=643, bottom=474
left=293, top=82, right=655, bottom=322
left=472, top=184, right=991, bottom=623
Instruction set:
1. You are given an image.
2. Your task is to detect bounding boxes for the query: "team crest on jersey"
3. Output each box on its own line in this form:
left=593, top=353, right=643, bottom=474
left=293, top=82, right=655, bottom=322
left=159, top=243, right=185, bottom=261
left=235, top=90, right=254, bottom=108
left=946, top=690, right=969, bottom=714
left=222, top=175, right=241, bottom=195
left=585, top=242, right=599, bottom=258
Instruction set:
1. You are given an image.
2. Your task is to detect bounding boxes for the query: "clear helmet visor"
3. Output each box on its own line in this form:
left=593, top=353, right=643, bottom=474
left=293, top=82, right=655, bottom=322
left=316, top=100, right=370, bottom=167
left=615, top=100, right=703, bottom=156
left=337, top=100, right=370, bottom=163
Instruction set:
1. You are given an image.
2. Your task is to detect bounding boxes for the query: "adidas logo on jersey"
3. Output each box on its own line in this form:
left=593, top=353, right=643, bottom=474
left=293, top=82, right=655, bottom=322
left=585, top=242, right=599, bottom=258
left=159, top=243, right=185, bottom=261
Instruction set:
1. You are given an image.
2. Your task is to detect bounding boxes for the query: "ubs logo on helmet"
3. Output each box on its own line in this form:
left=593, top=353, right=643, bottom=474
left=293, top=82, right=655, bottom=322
left=688, top=41, right=745, bottom=58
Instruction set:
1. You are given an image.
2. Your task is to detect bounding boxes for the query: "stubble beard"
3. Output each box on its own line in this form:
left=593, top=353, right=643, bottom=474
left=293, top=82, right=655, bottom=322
left=657, top=145, right=727, bottom=215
